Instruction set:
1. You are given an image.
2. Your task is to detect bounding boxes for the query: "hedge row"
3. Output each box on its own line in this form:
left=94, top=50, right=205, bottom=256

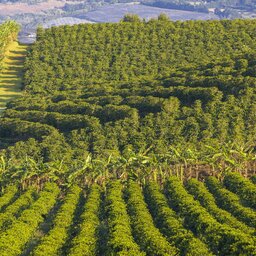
left=0, top=187, right=36, bottom=232
left=69, top=184, right=101, bottom=256
left=0, top=183, right=60, bottom=256
left=223, top=172, right=256, bottom=209
left=0, top=185, right=18, bottom=211
left=4, top=110, right=101, bottom=133
left=186, top=178, right=254, bottom=235
left=206, top=176, right=256, bottom=228
left=126, top=181, right=178, bottom=256
left=144, top=181, right=213, bottom=256
left=0, top=118, right=57, bottom=140
left=32, top=185, right=82, bottom=256
left=166, top=176, right=256, bottom=256
left=105, top=181, right=145, bottom=256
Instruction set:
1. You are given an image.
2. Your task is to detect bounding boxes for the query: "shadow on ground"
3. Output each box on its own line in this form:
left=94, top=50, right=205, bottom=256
left=0, top=41, right=28, bottom=114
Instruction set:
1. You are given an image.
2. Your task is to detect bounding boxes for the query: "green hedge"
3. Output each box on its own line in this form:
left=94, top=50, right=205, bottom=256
left=206, top=176, right=256, bottom=228
left=0, top=187, right=36, bottom=232
left=0, top=185, right=18, bottom=212
left=186, top=178, right=254, bottom=234
left=4, top=110, right=101, bottom=133
left=32, top=185, right=81, bottom=256
left=69, top=184, right=101, bottom=256
left=126, top=181, right=178, bottom=256
left=223, top=172, right=256, bottom=209
left=0, top=118, right=57, bottom=140
left=144, top=181, right=213, bottom=256
left=0, top=183, right=60, bottom=256
left=106, top=180, right=145, bottom=256
left=166, top=176, right=256, bottom=256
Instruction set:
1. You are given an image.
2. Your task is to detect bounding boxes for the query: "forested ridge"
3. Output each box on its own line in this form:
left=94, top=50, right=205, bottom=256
left=0, top=17, right=256, bottom=185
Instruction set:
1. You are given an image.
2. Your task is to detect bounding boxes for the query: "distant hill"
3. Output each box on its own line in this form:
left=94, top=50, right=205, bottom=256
left=80, top=3, right=218, bottom=22
left=0, top=0, right=255, bottom=44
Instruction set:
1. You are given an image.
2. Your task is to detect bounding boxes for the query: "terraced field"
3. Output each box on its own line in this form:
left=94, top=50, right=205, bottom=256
left=0, top=41, right=28, bottom=115
left=0, top=173, right=255, bottom=256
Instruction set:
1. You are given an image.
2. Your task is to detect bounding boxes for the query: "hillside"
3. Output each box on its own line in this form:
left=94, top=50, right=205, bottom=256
left=1, top=0, right=255, bottom=44
left=0, top=18, right=255, bottom=180
left=0, top=17, right=255, bottom=256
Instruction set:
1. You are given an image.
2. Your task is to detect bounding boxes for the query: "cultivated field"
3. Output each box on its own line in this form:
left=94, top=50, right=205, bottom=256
left=0, top=173, right=255, bottom=255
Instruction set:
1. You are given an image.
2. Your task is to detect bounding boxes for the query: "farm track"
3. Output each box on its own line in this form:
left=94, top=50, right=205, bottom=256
left=0, top=41, right=28, bottom=115
left=0, top=176, right=255, bottom=255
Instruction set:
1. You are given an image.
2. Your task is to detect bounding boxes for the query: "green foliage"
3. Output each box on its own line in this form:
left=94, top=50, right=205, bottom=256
left=0, top=185, right=18, bottom=211
left=144, top=181, right=213, bottom=256
left=0, top=118, right=57, bottom=140
left=69, top=184, right=101, bottom=256
left=223, top=172, right=256, bottom=209
left=186, top=178, right=254, bottom=235
left=32, top=185, right=81, bottom=256
left=0, top=187, right=36, bottom=232
left=106, top=180, right=145, bottom=255
left=0, top=178, right=255, bottom=255
left=166, top=176, right=256, bottom=255
left=206, top=176, right=256, bottom=228
left=0, top=183, right=60, bottom=256
left=126, top=181, right=178, bottom=255
left=0, top=18, right=256, bottom=255
left=0, top=19, right=256, bottom=169
left=122, top=14, right=142, bottom=22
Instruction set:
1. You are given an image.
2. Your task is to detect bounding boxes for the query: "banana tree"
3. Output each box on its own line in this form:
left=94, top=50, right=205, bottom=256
left=67, top=155, right=93, bottom=187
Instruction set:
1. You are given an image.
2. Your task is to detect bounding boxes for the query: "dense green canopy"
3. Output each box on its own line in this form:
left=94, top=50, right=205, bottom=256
left=0, top=18, right=255, bottom=169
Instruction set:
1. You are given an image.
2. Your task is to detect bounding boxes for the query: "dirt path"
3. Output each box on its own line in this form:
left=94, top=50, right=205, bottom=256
left=0, top=41, right=28, bottom=115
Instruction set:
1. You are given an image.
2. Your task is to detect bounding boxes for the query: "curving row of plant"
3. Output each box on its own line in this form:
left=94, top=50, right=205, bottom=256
left=0, top=187, right=36, bottom=232
left=0, top=185, right=18, bottom=211
left=31, top=185, right=82, bottom=256
left=69, top=184, right=101, bottom=256
left=166, top=176, right=256, bottom=256
left=206, top=176, right=256, bottom=228
left=0, top=183, right=60, bottom=256
left=0, top=118, right=57, bottom=141
left=126, top=181, right=178, bottom=256
left=105, top=180, right=145, bottom=255
left=186, top=178, right=254, bottom=235
left=223, top=172, right=256, bottom=209
left=144, top=181, right=213, bottom=256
